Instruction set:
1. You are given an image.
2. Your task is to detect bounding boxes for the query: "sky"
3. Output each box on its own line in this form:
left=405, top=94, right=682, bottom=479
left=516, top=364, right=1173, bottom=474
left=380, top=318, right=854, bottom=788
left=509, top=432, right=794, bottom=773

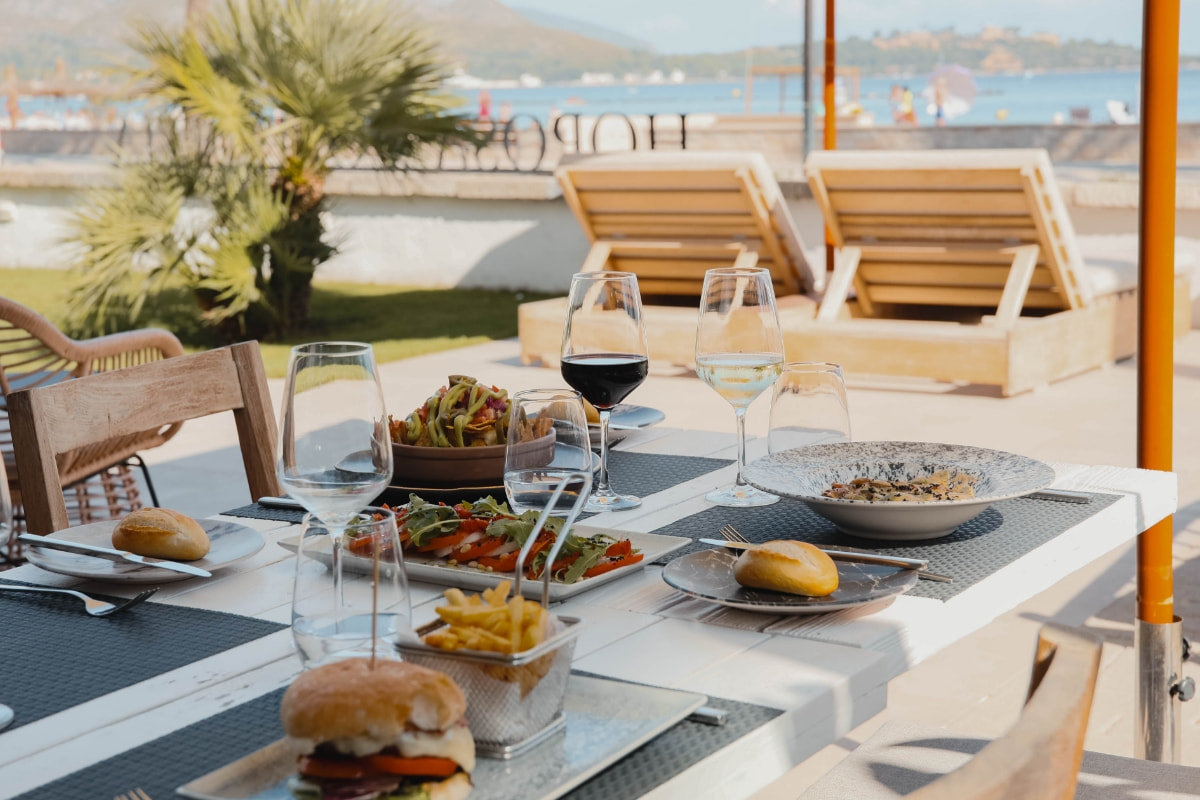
left=503, top=0, right=1200, bottom=56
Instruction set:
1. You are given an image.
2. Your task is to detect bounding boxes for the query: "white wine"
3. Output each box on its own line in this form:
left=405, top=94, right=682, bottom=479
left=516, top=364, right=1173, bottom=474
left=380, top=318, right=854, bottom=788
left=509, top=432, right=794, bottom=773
left=697, top=354, right=783, bottom=408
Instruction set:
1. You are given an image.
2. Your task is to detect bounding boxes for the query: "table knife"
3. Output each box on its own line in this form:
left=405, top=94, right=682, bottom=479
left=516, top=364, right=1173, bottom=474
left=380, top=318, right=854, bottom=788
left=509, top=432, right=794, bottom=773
left=18, top=534, right=212, bottom=578
left=696, top=538, right=953, bottom=583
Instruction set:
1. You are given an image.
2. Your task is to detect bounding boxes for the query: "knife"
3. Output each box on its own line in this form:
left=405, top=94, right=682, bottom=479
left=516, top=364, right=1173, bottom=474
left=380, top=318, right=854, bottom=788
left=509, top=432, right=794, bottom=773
left=696, top=538, right=953, bottom=583
left=19, top=534, right=212, bottom=578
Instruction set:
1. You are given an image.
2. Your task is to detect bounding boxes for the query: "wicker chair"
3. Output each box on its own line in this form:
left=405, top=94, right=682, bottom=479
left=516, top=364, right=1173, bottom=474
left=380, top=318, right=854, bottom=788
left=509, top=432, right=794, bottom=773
left=0, top=298, right=184, bottom=560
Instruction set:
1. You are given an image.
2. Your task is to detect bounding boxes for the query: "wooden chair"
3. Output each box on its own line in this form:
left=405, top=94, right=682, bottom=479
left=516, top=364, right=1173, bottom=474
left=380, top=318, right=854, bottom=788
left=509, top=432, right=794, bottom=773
left=798, top=148, right=1190, bottom=395
left=801, top=623, right=1103, bottom=799
left=518, top=151, right=820, bottom=367
left=8, top=341, right=279, bottom=535
left=0, top=298, right=186, bottom=556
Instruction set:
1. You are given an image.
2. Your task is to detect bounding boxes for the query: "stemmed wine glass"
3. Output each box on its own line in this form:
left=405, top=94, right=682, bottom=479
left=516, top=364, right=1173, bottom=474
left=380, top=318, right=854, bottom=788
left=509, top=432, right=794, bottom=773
left=696, top=267, right=785, bottom=507
left=276, top=342, right=393, bottom=614
left=560, top=272, right=650, bottom=512
left=767, top=362, right=852, bottom=455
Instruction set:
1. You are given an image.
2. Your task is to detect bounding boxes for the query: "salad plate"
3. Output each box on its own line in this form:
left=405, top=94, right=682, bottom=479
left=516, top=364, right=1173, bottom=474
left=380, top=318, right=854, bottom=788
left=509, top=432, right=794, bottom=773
left=278, top=524, right=687, bottom=601
left=662, top=548, right=918, bottom=614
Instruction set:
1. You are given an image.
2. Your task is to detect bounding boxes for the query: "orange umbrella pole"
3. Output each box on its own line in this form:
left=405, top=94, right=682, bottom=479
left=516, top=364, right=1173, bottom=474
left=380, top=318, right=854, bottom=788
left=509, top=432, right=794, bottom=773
left=1135, top=0, right=1185, bottom=763
left=823, top=0, right=836, bottom=273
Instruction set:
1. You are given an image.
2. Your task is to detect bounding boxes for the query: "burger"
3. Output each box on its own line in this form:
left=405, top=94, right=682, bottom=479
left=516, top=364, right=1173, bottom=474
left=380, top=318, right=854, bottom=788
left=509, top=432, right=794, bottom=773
left=281, top=658, right=474, bottom=800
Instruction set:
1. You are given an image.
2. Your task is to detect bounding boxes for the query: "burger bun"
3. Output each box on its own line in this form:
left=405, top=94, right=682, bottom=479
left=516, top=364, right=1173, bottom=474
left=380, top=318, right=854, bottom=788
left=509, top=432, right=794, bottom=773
left=733, top=540, right=839, bottom=597
left=112, top=507, right=210, bottom=561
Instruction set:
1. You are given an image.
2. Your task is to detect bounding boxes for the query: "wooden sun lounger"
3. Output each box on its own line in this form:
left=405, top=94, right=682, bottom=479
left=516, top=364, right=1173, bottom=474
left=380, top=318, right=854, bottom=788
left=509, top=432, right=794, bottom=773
left=799, top=148, right=1189, bottom=396
left=518, top=151, right=819, bottom=367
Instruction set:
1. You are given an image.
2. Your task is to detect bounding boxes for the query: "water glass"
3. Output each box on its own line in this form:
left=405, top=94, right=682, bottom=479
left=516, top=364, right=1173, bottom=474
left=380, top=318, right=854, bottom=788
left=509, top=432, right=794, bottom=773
left=768, top=362, right=852, bottom=455
left=696, top=267, right=784, bottom=506
left=291, top=507, right=411, bottom=668
left=504, top=389, right=592, bottom=515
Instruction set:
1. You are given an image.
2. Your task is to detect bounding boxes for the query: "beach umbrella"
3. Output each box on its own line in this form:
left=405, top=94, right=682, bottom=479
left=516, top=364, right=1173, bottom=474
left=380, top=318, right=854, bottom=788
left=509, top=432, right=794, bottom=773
left=817, top=0, right=1185, bottom=763
left=920, top=65, right=976, bottom=121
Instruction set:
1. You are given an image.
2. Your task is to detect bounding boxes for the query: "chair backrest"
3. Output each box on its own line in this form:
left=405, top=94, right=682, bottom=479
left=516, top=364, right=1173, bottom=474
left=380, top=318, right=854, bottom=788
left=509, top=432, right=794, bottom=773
left=804, top=148, right=1093, bottom=317
left=908, top=623, right=1102, bottom=800
left=8, top=341, right=280, bottom=534
left=556, top=151, right=817, bottom=299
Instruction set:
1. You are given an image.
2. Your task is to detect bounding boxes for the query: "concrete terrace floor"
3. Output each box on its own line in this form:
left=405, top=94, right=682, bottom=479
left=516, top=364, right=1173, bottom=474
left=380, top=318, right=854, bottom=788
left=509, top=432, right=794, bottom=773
left=141, top=332, right=1200, bottom=793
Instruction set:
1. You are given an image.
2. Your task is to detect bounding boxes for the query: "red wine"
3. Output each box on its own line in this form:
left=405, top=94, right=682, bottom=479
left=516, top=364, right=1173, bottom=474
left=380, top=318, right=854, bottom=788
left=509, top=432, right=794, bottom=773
left=561, top=354, right=648, bottom=409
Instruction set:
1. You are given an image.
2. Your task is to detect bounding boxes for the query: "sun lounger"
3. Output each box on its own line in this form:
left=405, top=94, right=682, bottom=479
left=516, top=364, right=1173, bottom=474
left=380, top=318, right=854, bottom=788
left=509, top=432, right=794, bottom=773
left=799, top=148, right=1189, bottom=395
left=518, top=151, right=819, bottom=367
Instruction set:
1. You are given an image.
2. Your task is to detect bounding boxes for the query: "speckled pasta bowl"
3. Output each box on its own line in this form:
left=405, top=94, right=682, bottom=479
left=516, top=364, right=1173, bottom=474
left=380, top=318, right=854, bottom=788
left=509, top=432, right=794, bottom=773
left=744, top=441, right=1056, bottom=541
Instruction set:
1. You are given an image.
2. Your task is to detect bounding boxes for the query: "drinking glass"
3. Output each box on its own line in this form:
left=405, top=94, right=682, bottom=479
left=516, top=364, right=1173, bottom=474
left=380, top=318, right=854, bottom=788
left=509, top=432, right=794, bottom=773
left=504, top=389, right=593, bottom=515
left=277, top=342, right=392, bottom=604
left=560, top=272, right=649, bottom=512
left=291, top=507, right=410, bottom=668
left=768, top=362, right=852, bottom=455
left=696, top=267, right=785, bottom=507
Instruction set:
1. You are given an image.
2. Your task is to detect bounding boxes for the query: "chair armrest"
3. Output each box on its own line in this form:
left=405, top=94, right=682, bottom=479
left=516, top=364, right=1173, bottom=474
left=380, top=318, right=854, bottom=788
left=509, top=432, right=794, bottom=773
left=75, top=328, right=186, bottom=376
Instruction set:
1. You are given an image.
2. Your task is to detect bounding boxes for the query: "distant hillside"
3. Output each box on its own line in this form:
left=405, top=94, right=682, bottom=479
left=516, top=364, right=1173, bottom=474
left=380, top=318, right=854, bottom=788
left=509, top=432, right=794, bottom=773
left=510, top=6, right=653, bottom=53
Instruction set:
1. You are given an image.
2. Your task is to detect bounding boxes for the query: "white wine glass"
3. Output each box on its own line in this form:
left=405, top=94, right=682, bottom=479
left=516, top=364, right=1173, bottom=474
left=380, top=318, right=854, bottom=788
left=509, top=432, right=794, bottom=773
left=291, top=507, right=410, bottom=668
left=768, top=362, right=852, bottom=454
left=504, top=389, right=593, bottom=515
left=277, top=342, right=392, bottom=610
left=696, top=267, right=784, bottom=507
left=561, top=272, right=649, bottom=512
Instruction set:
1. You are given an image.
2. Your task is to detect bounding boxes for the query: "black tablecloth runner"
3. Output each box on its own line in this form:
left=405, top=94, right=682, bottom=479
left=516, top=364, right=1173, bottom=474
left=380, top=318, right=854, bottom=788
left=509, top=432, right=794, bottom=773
left=15, top=677, right=781, bottom=800
left=0, top=581, right=285, bottom=730
left=650, top=492, right=1120, bottom=602
left=222, top=450, right=733, bottom=524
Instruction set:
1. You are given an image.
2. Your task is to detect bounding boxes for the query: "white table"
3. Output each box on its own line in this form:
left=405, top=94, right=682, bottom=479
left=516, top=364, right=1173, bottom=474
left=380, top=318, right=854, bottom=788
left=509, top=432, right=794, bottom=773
left=0, top=429, right=1177, bottom=799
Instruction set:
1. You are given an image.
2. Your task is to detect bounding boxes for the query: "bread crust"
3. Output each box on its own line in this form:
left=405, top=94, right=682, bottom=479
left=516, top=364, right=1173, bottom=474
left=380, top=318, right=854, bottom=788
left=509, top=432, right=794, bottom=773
left=733, top=540, right=839, bottom=597
left=282, top=659, right=468, bottom=743
left=112, top=507, right=210, bottom=560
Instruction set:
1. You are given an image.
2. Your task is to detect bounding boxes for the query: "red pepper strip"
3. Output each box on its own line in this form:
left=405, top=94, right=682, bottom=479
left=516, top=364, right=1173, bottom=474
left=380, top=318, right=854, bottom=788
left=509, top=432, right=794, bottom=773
left=456, top=535, right=508, bottom=562
left=417, top=529, right=470, bottom=552
left=582, top=552, right=644, bottom=578
left=605, top=540, right=633, bottom=558
left=480, top=536, right=550, bottom=573
left=526, top=552, right=580, bottom=580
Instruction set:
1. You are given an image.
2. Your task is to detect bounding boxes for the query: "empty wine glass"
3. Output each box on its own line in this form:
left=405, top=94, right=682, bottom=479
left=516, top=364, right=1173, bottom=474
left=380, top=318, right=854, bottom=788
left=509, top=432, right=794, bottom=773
left=277, top=342, right=392, bottom=611
left=505, top=389, right=593, bottom=515
left=768, top=362, right=852, bottom=454
left=561, top=272, right=649, bottom=512
left=291, top=507, right=410, bottom=668
left=696, top=267, right=784, bottom=507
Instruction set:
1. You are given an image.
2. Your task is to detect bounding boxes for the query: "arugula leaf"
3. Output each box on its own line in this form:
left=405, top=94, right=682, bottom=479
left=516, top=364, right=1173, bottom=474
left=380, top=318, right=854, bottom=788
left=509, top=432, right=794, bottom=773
left=404, top=494, right=461, bottom=548
left=469, top=495, right=512, bottom=518
left=484, top=512, right=562, bottom=546
left=560, top=536, right=617, bottom=584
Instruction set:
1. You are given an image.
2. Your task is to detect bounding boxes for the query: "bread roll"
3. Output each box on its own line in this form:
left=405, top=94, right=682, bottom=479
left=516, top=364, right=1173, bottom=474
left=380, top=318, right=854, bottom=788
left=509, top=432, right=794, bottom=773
left=112, top=508, right=210, bottom=561
left=582, top=399, right=601, bottom=424
left=733, top=540, right=839, bottom=597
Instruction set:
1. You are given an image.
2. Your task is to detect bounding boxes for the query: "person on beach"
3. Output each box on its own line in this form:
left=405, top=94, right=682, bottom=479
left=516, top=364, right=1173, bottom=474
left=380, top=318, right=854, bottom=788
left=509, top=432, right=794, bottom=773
left=933, top=77, right=948, bottom=127
left=477, top=89, right=492, bottom=121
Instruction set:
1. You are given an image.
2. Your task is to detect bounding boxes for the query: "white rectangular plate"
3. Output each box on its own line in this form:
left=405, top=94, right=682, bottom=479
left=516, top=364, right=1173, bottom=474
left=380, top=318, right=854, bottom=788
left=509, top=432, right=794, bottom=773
left=277, top=526, right=689, bottom=601
left=177, top=674, right=706, bottom=800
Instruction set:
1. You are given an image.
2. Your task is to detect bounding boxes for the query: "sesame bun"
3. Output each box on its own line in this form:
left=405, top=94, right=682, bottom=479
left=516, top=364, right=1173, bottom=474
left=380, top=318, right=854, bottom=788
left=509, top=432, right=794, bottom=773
left=112, top=507, right=210, bottom=561
left=282, top=659, right=468, bottom=743
left=733, top=540, right=839, bottom=597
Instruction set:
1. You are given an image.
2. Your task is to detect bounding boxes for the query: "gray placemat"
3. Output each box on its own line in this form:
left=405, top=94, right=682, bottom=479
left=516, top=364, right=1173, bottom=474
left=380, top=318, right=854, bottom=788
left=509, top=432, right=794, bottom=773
left=651, top=493, right=1120, bottom=601
left=15, top=675, right=780, bottom=800
left=0, top=580, right=286, bottom=731
left=223, top=451, right=732, bottom=523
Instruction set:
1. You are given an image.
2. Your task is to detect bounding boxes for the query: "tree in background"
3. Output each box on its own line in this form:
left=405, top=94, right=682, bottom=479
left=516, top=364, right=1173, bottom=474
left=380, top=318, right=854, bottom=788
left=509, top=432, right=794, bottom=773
left=67, top=0, right=477, bottom=339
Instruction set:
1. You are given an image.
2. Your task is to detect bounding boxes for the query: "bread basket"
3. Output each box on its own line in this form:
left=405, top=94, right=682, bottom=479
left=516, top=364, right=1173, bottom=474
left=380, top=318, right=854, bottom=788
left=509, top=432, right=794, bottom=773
left=398, top=470, right=593, bottom=756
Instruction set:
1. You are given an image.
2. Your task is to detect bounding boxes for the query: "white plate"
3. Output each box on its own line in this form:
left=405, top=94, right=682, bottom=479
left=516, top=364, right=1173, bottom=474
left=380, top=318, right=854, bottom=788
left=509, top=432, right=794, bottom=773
left=663, top=548, right=919, bottom=614
left=745, top=441, right=1056, bottom=541
left=588, top=404, right=665, bottom=447
left=24, top=518, right=265, bottom=583
left=277, top=524, right=688, bottom=601
left=177, top=674, right=706, bottom=800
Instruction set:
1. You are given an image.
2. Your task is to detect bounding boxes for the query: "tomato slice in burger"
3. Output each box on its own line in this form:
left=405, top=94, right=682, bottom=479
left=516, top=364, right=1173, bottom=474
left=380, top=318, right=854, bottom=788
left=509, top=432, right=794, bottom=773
left=367, top=755, right=459, bottom=777
left=297, top=755, right=369, bottom=780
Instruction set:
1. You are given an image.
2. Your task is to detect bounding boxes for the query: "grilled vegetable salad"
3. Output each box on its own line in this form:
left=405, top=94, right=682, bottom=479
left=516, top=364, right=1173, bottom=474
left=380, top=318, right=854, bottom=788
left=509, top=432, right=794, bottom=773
left=389, top=375, right=511, bottom=448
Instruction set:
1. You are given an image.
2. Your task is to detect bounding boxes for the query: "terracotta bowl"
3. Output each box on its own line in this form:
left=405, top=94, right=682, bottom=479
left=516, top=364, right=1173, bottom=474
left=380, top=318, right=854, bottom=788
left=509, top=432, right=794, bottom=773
left=391, top=435, right=554, bottom=488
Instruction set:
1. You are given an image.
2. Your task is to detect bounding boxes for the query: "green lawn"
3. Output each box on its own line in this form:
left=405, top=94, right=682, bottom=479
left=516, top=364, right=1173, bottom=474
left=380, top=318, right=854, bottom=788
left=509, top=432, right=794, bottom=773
left=0, top=268, right=552, bottom=377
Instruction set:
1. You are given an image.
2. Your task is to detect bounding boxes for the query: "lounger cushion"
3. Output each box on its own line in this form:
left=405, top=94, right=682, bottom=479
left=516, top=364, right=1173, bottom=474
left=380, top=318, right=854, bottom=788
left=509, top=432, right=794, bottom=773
left=799, top=719, right=1200, bottom=799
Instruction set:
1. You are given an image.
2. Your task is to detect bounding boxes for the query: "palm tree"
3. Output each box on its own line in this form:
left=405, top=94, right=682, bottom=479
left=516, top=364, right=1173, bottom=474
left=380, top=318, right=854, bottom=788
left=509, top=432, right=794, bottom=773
left=67, top=0, right=478, bottom=339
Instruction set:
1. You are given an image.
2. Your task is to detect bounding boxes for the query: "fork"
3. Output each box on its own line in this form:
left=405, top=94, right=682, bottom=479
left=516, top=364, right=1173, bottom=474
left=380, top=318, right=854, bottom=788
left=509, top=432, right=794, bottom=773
left=0, top=585, right=157, bottom=616
left=114, top=789, right=153, bottom=800
left=716, top=525, right=953, bottom=583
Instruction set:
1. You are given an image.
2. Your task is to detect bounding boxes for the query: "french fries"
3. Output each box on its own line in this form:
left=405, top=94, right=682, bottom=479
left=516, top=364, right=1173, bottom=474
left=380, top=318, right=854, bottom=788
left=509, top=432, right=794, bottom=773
left=425, top=580, right=550, bottom=655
